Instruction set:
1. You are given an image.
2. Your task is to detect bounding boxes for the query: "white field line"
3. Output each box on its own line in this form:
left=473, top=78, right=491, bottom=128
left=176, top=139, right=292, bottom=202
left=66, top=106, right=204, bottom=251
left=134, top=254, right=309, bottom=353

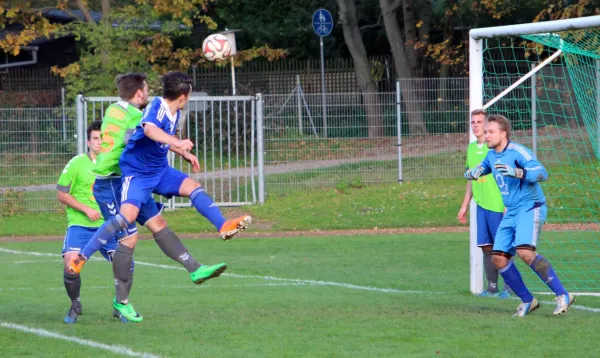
left=1, top=248, right=599, bottom=313
left=0, top=283, right=306, bottom=292
left=0, top=322, right=161, bottom=358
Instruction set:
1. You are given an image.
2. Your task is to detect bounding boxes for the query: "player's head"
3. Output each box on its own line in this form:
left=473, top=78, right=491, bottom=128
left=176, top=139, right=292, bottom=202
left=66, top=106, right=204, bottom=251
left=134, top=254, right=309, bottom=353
left=87, top=121, right=102, bottom=156
left=485, top=114, right=511, bottom=151
left=115, top=73, right=149, bottom=108
left=161, top=71, right=192, bottom=110
left=470, top=109, right=487, bottom=138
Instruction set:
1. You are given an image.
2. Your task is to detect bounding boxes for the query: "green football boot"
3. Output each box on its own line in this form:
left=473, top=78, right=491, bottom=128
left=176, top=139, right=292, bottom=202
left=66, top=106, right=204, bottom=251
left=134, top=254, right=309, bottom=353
left=112, top=299, right=143, bottom=323
left=190, top=263, right=227, bottom=285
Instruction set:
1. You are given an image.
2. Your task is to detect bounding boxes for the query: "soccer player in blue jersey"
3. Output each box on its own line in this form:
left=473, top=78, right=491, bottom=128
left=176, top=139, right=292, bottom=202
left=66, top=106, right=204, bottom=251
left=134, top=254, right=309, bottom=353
left=77, top=71, right=251, bottom=322
left=464, top=114, right=575, bottom=317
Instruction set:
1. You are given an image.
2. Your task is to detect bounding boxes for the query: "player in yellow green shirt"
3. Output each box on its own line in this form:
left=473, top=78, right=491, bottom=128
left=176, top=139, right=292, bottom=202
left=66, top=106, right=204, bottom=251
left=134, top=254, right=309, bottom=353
left=57, top=121, right=107, bottom=323
left=458, top=109, right=511, bottom=298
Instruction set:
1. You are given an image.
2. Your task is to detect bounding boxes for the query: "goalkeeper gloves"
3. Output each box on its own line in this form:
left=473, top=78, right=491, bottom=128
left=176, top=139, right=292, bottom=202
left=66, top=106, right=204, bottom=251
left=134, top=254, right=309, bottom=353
left=494, top=163, right=523, bottom=178
left=464, top=167, right=483, bottom=180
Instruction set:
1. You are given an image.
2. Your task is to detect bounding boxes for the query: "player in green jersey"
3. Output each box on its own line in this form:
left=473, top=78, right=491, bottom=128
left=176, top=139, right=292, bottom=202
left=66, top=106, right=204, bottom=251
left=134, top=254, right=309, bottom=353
left=68, top=73, right=229, bottom=323
left=58, top=121, right=108, bottom=323
left=458, top=109, right=511, bottom=298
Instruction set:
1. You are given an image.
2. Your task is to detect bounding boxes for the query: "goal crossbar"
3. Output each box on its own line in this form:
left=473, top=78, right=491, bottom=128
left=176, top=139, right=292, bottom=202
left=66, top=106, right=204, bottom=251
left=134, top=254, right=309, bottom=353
left=470, top=15, right=600, bottom=40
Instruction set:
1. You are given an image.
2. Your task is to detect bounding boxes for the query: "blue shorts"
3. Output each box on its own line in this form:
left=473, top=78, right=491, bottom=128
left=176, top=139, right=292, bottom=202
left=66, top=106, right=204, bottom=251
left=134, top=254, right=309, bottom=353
left=62, top=226, right=114, bottom=261
left=493, top=202, right=547, bottom=256
left=94, top=177, right=165, bottom=237
left=476, top=205, right=503, bottom=247
left=121, top=167, right=188, bottom=209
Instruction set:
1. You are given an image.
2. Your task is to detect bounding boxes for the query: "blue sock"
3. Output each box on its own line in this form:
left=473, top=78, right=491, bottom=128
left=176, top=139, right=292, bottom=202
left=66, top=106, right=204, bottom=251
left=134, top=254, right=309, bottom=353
left=499, top=261, right=534, bottom=303
left=80, top=215, right=130, bottom=259
left=529, top=254, right=567, bottom=296
left=190, top=187, right=226, bottom=231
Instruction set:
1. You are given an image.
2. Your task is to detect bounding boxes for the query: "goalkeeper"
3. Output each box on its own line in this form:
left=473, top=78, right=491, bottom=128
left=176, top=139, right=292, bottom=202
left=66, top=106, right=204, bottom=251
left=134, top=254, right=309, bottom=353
left=465, top=114, right=574, bottom=317
left=458, top=109, right=511, bottom=298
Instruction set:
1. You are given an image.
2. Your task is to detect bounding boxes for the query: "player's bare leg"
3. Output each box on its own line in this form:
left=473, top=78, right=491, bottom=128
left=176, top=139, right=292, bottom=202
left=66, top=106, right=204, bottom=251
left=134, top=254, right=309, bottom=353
left=62, top=251, right=83, bottom=324
left=178, top=177, right=251, bottom=240
left=146, top=215, right=227, bottom=284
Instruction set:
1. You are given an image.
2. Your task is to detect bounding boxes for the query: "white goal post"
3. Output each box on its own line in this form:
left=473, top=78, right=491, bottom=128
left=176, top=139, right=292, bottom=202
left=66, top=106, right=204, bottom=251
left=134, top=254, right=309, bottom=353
left=468, top=15, right=600, bottom=294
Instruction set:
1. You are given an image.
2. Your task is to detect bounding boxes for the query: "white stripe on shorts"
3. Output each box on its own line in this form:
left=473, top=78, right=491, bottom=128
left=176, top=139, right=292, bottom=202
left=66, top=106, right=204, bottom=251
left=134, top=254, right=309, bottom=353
left=121, top=176, right=133, bottom=203
left=532, top=207, right=540, bottom=246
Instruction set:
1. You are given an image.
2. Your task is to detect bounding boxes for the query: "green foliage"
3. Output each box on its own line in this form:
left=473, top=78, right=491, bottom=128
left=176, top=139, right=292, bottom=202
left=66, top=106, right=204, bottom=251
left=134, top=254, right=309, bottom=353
left=0, top=190, right=24, bottom=216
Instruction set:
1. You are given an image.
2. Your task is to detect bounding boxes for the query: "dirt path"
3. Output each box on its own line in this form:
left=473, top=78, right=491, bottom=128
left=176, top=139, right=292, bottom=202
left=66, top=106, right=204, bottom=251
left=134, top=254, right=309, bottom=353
left=1, top=223, right=597, bottom=243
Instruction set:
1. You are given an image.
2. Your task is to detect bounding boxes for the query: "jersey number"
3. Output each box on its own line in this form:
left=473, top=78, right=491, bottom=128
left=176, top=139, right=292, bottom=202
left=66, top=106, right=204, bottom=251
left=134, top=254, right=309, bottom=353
left=101, top=124, right=122, bottom=153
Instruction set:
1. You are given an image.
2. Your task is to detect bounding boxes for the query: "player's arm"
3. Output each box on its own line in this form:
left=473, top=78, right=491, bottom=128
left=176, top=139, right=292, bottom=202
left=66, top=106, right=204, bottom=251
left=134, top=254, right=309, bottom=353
left=56, top=161, right=101, bottom=221
left=495, top=149, right=548, bottom=182
left=56, top=190, right=101, bottom=221
left=142, top=123, right=193, bottom=151
left=457, top=179, right=472, bottom=224
left=464, top=156, right=491, bottom=180
left=169, top=145, right=201, bottom=173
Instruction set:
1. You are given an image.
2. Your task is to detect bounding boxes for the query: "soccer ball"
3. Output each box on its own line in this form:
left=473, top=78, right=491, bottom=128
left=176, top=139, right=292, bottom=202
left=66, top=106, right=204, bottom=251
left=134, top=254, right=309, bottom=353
left=202, top=34, right=231, bottom=61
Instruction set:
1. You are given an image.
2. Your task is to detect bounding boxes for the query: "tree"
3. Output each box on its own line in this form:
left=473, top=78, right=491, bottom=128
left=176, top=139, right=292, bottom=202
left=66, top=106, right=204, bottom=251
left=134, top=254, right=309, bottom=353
left=336, top=0, right=384, bottom=137
left=0, top=1, right=287, bottom=98
left=379, top=0, right=428, bottom=134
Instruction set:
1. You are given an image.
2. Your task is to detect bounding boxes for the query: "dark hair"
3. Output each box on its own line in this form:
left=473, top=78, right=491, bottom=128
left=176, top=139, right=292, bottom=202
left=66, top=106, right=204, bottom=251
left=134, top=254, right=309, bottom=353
left=115, top=73, right=147, bottom=100
left=471, top=109, right=488, bottom=117
left=487, top=114, right=511, bottom=140
left=162, top=71, right=192, bottom=101
left=87, top=121, right=102, bottom=140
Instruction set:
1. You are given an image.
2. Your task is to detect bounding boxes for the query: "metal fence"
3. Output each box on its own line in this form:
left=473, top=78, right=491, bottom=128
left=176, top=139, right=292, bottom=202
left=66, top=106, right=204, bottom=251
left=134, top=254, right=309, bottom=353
left=0, top=77, right=485, bottom=213
left=261, top=78, right=472, bottom=197
left=78, top=95, right=264, bottom=208
left=0, top=107, right=77, bottom=213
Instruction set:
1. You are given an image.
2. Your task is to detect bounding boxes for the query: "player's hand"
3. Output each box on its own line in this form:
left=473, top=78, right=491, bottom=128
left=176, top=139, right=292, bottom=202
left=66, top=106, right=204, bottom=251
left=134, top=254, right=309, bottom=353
left=464, top=167, right=483, bottom=180
left=457, top=206, right=468, bottom=224
left=184, top=152, right=201, bottom=173
left=174, top=139, right=194, bottom=152
left=494, top=163, right=523, bottom=178
left=85, top=208, right=102, bottom=221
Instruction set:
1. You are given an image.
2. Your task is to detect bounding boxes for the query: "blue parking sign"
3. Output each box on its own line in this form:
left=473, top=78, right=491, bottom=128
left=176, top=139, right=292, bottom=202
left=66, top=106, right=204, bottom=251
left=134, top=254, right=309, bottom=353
left=313, top=9, right=333, bottom=37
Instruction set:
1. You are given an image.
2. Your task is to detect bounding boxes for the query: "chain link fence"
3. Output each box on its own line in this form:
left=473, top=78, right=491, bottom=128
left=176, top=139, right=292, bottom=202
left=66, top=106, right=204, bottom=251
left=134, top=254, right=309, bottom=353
left=0, top=107, right=77, bottom=213
left=0, top=77, right=488, bottom=213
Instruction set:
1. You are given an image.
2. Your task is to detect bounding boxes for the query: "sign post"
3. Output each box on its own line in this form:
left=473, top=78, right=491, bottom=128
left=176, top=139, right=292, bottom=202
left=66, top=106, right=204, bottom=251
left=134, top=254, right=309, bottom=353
left=312, top=9, right=333, bottom=138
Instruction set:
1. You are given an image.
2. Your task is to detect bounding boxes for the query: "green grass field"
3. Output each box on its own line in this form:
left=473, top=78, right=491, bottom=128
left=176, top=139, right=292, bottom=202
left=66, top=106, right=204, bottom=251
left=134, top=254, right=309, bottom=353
left=1, top=234, right=599, bottom=357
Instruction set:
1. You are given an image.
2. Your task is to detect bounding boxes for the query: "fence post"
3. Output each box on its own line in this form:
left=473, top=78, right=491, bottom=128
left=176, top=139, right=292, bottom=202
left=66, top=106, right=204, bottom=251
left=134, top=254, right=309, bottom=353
left=531, top=63, right=537, bottom=156
left=256, top=93, right=265, bottom=204
left=297, top=74, right=303, bottom=135
left=396, top=81, right=403, bottom=183
left=76, top=94, right=85, bottom=154
left=61, top=87, right=67, bottom=141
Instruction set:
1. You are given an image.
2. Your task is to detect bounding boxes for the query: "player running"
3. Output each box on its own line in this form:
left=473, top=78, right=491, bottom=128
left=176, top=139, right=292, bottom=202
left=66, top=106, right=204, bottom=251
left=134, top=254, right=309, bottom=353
left=57, top=121, right=106, bottom=323
left=464, top=114, right=575, bottom=317
left=458, top=109, right=511, bottom=298
left=71, top=71, right=251, bottom=322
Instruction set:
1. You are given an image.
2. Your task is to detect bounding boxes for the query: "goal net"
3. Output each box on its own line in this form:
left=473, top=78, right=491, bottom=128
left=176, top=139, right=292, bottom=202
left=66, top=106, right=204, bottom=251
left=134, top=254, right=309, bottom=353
left=469, top=16, right=600, bottom=295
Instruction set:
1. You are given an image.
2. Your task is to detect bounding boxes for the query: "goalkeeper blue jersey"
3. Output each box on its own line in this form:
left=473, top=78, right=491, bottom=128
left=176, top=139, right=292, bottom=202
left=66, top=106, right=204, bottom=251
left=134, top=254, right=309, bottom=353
left=478, top=141, right=547, bottom=209
left=120, top=97, right=181, bottom=175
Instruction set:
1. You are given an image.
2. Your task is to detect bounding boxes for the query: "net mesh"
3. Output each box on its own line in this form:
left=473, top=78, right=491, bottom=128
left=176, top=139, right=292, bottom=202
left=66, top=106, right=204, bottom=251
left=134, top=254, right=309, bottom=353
left=482, top=29, right=600, bottom=292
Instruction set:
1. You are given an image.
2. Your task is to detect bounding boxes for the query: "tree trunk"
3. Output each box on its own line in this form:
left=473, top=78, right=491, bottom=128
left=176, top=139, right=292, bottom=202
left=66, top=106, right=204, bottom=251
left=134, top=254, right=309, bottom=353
left=402, top=0, right=419, bottom=75
left=380, top=0, right=427, bottom=135
left=337, top=0, right=384, bottom=138
left=417, top=0, right=432, bottom=77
